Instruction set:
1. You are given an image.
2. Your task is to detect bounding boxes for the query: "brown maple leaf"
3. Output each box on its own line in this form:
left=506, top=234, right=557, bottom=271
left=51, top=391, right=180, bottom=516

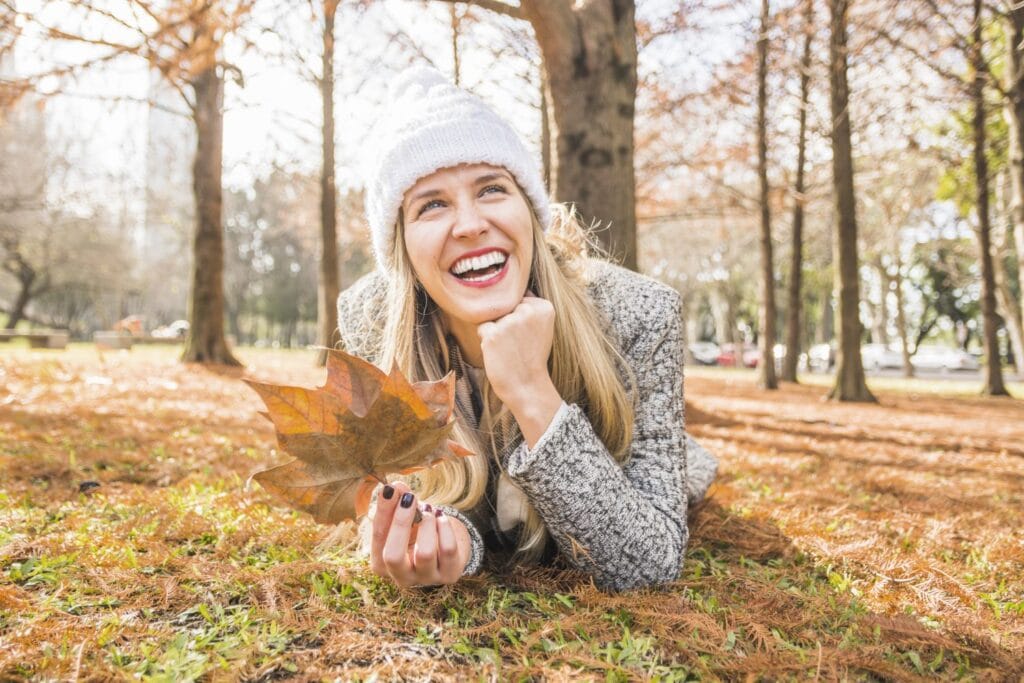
left=244, top=349, right=473, bottom=524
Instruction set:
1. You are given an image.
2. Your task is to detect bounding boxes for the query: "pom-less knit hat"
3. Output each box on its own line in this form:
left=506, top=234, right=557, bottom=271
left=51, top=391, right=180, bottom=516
left=362, top=65, right=551, bottom=271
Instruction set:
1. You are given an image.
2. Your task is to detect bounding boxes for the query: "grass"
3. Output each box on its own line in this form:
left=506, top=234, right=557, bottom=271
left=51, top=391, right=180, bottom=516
left=1, top=344, right=1022, bottom=680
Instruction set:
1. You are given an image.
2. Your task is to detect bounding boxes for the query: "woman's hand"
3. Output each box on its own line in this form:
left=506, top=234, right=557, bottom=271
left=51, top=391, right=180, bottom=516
left=477, top=293, right=554, bottom=407
left=477, top=293, right=564, bottom=448
left=369, top=481, right=470, bottom=587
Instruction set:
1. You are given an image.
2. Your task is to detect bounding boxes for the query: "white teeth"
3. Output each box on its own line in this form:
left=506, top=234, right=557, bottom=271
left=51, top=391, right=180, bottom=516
left=451, top=251, right=507, bottom=276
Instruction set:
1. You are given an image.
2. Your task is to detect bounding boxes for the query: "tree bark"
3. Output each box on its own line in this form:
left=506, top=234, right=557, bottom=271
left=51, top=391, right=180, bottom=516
left=971, top=0, right=1008, bottom=396
left=756, top=0, right=777, bottom=389
left=827, top=0, right=874, bottom=402
left=519, top=0, right=638, bottom=270
left=1004, top=6, right=1024, bottom=377
left=316, top=0, right=341, bottom=368
left=181, top=65, right=241, bottom=366
left=782, top=0, right=812, bottom=384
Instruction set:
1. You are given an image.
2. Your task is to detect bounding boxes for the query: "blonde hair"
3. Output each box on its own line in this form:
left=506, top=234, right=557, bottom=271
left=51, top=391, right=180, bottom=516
left=378, top=196, right=635, bottom=562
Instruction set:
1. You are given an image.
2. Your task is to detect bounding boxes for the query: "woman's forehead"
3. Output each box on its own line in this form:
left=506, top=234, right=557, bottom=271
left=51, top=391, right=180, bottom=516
left=405, top=163, right=513, bottom=196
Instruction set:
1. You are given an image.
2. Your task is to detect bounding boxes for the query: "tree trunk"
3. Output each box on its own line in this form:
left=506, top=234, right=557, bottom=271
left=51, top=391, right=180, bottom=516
left=4, top=271, right=34, bottom=330
left=316, top=0, right=341, bottom=368
left=888, top=247, right=914, bottom=378
left=827, top=0, right=874, bottom=402
left=711, top=285, right=738, bottom=345
left=870, top=260, right=890, bottom=345
left=971, top=0, right=1008, bottom=396
left=782, top=0, right=812, bottom=384
left=520, top=0, right=637, bottom=270
left=995, top=170, right=1024, bottom=377
left=541, top=67, right=551, bottom=191
left=1005, top=7, right=1024, bottom=377
left=756, top=0, right=777, bottom=389
left=181, top=66, right=241, bottom=366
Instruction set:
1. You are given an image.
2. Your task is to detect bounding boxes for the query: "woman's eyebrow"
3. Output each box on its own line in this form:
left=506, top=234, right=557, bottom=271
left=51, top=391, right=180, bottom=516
left=408, top=188, right=442, bottom=206
left=473, top=172, right=510, bottom=184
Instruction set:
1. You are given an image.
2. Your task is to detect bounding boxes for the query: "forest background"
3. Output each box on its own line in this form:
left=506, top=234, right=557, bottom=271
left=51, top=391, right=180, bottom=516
left=3, top=0, right=1024, bottom=400
left=2, top=1, right=1024, bottom=680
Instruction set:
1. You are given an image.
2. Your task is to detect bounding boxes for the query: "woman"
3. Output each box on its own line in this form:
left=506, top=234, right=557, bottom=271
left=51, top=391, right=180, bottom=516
left=336, top=66, right=718, bottom=591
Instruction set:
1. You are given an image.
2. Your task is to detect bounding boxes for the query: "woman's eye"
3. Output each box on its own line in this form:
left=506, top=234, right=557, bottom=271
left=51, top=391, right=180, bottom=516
left=417, top=200, right=444, bottom=217
left=481, top=184, right=507, bottom=196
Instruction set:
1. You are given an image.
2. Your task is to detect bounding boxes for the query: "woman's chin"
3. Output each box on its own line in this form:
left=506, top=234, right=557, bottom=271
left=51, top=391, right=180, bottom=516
left=452, top=299, right=519, bottom=325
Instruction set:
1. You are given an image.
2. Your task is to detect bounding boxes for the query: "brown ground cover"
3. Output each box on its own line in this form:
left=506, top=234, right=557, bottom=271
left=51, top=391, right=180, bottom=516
left=1, top=346, right=1022, bottom=681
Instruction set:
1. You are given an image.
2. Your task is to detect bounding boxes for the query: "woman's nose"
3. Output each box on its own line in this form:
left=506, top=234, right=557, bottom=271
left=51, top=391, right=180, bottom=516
left=451, top=202, right=489, bottom=239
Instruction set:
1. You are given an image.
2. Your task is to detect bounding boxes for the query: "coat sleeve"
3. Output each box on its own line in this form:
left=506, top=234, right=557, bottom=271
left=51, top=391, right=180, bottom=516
left=503, top=288, right=694, bottom=591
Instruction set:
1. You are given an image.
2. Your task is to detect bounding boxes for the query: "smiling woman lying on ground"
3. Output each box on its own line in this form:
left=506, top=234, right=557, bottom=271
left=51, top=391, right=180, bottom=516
left=334, top=66, right=718, bottom=591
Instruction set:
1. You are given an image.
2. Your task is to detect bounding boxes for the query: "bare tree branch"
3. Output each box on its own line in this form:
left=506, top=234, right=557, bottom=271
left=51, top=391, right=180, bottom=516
left=430, top=0, right=524, bottom=21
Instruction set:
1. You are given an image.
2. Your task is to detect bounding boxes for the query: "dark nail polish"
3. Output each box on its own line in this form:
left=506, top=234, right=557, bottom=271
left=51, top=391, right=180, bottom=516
left=400, top=492, right=414, bottom=508
left=382, top=485, right=395, bottom=500
left=423, top=503, right=432, bottom=513
left=435, top=509, right=444, bottom=518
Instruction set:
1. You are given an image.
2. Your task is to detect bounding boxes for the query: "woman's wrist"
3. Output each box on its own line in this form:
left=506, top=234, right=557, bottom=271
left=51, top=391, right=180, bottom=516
left=505, top=376, right=563, bottom=449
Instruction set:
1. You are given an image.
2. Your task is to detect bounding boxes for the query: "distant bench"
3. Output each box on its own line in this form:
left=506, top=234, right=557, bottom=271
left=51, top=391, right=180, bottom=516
left=0, top=329, right=70, bottom=349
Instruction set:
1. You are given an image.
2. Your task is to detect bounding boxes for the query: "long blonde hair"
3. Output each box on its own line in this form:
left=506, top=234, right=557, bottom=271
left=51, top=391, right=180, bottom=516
left=379, top=196, right=636, bottom=562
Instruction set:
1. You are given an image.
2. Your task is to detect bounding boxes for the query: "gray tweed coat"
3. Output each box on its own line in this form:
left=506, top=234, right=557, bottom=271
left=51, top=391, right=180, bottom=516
left=336, top=258, right=718, bottom=591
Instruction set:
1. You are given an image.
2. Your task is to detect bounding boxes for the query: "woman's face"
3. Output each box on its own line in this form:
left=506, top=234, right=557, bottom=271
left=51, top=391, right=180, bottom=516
left=401, top=163, right=534, bottom=333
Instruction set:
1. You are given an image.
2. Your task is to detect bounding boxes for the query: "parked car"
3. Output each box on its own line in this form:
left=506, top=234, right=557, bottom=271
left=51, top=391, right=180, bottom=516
left=860, top=343, right=904, bottom=371
left=716, top=343, right=758, bottom=368
left=911, top=345, right=980, bottom=371
left=688, top=341, right=720, bottom=366
left=806, top=343, right=835, bottom=372
left=151, top=320, right=190, bottom=339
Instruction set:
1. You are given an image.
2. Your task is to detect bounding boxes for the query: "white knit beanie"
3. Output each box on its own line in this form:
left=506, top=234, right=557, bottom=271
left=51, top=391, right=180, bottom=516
left=362, top=65, right=551, bottom=271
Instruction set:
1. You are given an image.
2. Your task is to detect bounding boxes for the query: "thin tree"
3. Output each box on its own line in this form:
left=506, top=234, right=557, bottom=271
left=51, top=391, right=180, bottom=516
left=756, top=0, right=777, bottom=389
left=3, top=1, right=253, bottom=365
left=434, top=0, right=640, bottom=269
left=827, top=0, right=874, bottom=402
left=184, top=19, right=242, bottom=366
left=315, top=0, right=341, bottom=368
left=781, top=0, right=813, bottom=383
left=971, top=0, right=1008, bottom=395
left=1002, top=2, right=1024, bottom=376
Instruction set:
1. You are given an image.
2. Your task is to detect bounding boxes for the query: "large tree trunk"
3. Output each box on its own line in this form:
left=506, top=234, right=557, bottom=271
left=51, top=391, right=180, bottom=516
left=827, top=0, right=874, bottom=402
left=316, top=0, right=341, bottom=368
left=782, top=0, right=812, bottom=384
left=971, top=0, right=1008, bottom=396
left=520, top=0, right=637, bottom=270
left=181, top=66, right=241, bottom=366
left=756, top=0, right=777, bottom=389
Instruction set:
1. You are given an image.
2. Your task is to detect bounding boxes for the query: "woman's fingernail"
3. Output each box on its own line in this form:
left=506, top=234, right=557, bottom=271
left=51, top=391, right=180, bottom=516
left=382, top=485, right=395, bottom=500
left=423, top=503, right=432, bottom=513
left=400, top=492, right=414, bottom=508
left=435, top=509, right=444, bottom=517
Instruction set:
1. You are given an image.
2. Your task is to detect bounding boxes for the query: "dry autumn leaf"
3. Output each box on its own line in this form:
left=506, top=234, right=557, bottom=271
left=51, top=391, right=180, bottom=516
left=244, top=349, right=473, bottom=524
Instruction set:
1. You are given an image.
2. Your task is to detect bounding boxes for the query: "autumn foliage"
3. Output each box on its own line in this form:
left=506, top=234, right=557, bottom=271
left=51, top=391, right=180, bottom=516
left=0, top=347, right=1021, bottom=679
left=244, top=350, right=472, bottom=524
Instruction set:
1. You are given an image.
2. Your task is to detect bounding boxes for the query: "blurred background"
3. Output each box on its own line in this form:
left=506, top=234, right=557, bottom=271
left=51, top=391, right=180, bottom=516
left=0, top=0, right=1021, bottom=396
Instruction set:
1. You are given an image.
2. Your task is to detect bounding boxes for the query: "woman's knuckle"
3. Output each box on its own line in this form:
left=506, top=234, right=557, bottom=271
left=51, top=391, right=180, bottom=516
left=382, top=549, right=404, bottom=568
